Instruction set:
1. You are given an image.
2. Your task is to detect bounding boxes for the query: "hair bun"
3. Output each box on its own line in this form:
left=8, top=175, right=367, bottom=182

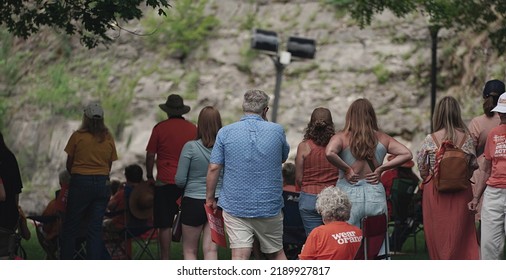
left=483, top=79, right=505, bottom=99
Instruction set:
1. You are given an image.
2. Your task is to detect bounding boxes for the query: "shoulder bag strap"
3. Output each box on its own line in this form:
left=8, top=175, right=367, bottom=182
left=458, top=134, right=468, bottom=148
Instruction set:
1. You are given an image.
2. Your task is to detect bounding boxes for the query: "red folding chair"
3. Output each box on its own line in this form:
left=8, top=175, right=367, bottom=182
left=354, top=213, right=390, bottom=260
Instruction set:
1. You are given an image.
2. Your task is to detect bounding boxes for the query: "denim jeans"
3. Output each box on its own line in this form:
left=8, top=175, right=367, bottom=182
left=60, top=174, right=111, bottom=260
left=298, top=192, right=323, bottom=236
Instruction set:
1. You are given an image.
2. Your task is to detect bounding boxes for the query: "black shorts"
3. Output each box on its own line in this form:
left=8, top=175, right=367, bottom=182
left=153, top=185, right=183, bottom=228
left=180, top=197, right=207, bottom=227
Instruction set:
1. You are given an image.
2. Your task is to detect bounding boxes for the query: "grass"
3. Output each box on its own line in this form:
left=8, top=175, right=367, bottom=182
left=19, top=221, right=428, bottom=260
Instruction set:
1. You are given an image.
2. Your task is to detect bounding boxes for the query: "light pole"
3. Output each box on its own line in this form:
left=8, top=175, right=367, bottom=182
left=429, top=24, right=440, bottom=133
left=251, top=29, right=316, bottom=123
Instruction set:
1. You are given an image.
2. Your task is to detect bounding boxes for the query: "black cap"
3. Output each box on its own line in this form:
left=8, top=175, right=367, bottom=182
left=483, top=79, right=505, bottom=98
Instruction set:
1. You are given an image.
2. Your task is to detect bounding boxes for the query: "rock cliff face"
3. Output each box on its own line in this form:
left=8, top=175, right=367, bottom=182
left=4, top=0, right=503, bottom=214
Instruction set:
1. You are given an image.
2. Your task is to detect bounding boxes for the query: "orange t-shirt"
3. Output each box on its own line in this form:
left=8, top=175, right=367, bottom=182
left=484, top=124, right=506, bottom=187
left=299, top=221, right=362, bottom=260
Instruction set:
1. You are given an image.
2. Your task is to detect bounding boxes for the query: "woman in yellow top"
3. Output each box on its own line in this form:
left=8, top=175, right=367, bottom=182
left=60, top=102, right=118, bottom=260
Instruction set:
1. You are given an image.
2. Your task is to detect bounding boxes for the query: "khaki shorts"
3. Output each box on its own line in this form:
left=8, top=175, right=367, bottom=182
left=223, top=211, right=283, bottom=254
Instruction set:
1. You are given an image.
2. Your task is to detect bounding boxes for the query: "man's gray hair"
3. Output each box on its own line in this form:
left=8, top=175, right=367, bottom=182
left=315, top=186, right=352, bottom=222
left=242, top=89, right=269, bottom=114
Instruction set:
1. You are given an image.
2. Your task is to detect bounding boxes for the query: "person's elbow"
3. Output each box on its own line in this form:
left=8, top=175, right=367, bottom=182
left=403, top=150, right=414, bottom=161
left=174, top=176, right=186, bottom=188
left=209, top=163, right=221, bottom=171
left=325, top=149, right=336, bottom=162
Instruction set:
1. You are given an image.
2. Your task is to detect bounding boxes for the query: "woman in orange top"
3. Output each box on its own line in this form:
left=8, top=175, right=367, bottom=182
left=299, top=186, right=362, bottom=260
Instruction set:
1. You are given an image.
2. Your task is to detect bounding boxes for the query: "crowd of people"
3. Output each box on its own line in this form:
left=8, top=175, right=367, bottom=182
left=2, top=78, right=506, bottom=260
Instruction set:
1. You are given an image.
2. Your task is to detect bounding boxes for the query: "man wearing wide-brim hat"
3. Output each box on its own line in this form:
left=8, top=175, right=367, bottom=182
left=145, top=94, right=197, bottom=260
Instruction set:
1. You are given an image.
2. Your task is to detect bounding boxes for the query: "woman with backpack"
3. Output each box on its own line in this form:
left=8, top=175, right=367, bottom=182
left=417, top=96, right=479, bottom=259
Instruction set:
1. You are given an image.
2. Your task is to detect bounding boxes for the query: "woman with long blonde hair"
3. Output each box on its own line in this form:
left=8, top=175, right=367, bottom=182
left=326, top=98, right=412, bottom=228
left=417, top=96, right=479, bottom=259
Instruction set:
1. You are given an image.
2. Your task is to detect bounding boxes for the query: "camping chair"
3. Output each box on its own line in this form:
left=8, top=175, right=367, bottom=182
left=29, top=214, right=87, bottom=260
left=388, top=178, right=424, bottom=254
left=105, top=183, right=158, bottom=260
left=104, top=216, right=158, bottom=260
left=123, top=225, right=158, bottom=259
left=281, top=190, right=306, bottom=260
left=354, top=213, right=390, bottom=260
left=28, top=215, right=60, bottom=259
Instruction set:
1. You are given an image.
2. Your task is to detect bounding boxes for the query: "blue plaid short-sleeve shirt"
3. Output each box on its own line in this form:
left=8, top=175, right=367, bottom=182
left=210, top=114, right=290, bottom=218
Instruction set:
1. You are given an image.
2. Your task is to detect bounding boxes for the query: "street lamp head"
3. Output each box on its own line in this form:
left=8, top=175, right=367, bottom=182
left=251, top=29, right=279, bottom=53
left=287, top=36, right=316, bottom=59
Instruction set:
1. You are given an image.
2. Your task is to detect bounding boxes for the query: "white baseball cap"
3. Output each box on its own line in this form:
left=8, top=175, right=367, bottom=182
left=492, top=92, right=506, bottom=113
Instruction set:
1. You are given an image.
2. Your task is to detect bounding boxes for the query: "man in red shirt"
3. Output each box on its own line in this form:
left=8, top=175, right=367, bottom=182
left=146, top=94, right=197, bottom=259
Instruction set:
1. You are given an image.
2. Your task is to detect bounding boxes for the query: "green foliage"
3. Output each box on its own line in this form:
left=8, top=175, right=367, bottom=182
left=0, top=97, right=8, bottom=130
left=183, top=71, right=200, bottom=100
left=240, top=12, right=258, bottom=31
left=0, top=28, right=28, bottom=129
left=326, top=0, right=355, bottom=9
left=373, top=64, right=390, bottom=84
left=142, top=0, right=219, bottom=60
left=81, top=63, right=137, bottom=139
left=327, top=0, right=506, bottom=54
left=238, top=45, right=259, bottom=74
left=0, top=0, right=171, bottom=49
left=31, top=63, right=80, bottom=118
left=0, top=29, right=28, bottom=97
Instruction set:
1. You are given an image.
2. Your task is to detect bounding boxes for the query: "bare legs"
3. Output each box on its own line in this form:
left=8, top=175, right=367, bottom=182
left=159, top=227, right=172, bottom=260
left=182, top=223, right=218, bottom=260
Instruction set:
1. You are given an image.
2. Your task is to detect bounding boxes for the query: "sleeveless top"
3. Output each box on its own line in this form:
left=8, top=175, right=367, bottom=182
left=301, top=140, right=340, bottom=194
left=338, top=142, right=387, bottom=178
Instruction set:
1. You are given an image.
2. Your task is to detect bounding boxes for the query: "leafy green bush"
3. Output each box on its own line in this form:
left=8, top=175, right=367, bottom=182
left=373, top=64, right=390, bottom=84
left=142, top=0, right=219, bottom=60
left=77, top=62, right=137, bottom=139
left=183, top=71, right=200, bottom=100
left=31, top=63, right=80, bottom=118
left=0, top=29, right=28, bottom=97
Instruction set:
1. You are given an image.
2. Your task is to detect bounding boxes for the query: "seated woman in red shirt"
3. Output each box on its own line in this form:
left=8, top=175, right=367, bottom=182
left=299, top=186, right=362, bottom=260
